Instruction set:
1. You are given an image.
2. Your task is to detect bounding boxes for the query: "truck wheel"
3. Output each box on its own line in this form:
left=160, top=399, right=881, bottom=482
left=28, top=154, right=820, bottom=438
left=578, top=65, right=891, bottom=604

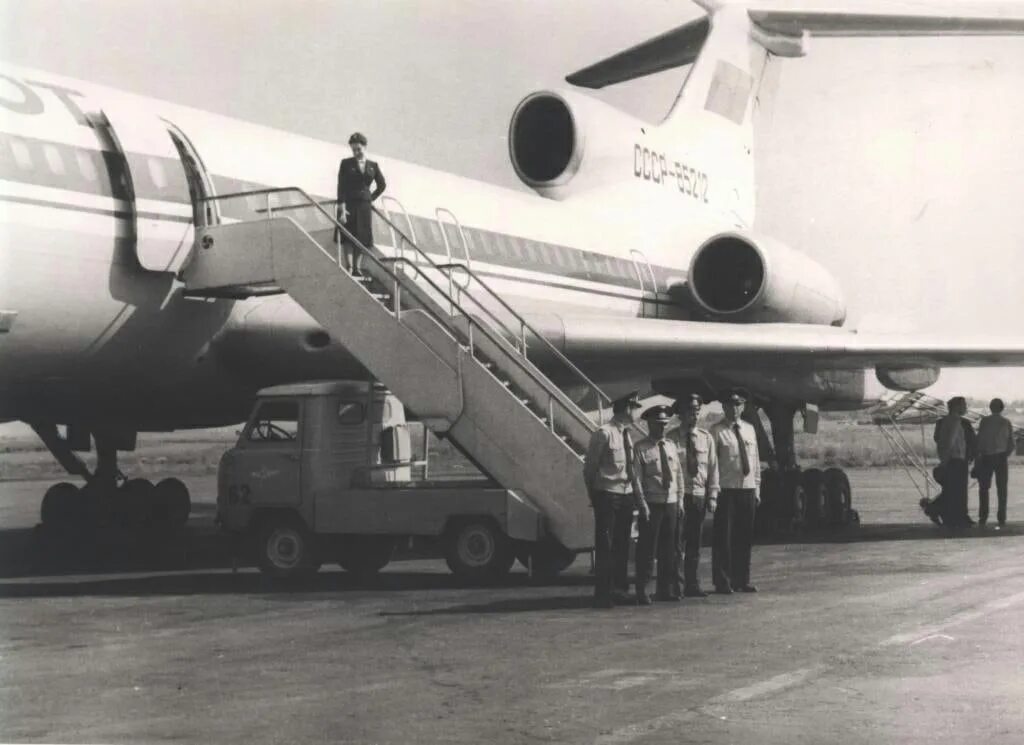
left=256, top=515, right=320, bottom=579
left=444, top=519, right=514, bottom=582
left=337, top=536, right=396, bottom=578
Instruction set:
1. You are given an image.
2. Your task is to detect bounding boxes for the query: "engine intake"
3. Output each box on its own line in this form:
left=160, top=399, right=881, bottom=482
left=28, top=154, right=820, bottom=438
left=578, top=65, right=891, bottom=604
left=688, top=232, right=846, bottom=326
left=509, top=89, right=645, bottom=200
left=509, top=93, right=578, bottom=185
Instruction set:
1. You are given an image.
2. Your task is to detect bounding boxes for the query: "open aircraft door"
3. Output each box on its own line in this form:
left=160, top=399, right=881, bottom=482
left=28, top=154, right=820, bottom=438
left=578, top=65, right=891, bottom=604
left=98, top=98, right=196, bottom=273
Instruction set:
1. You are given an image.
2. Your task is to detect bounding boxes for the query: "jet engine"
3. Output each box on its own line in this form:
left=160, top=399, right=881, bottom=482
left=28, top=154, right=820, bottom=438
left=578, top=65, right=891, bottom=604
left=687, top=232, right=847, bottom=326
left=508, top=89, right=645, bottom=199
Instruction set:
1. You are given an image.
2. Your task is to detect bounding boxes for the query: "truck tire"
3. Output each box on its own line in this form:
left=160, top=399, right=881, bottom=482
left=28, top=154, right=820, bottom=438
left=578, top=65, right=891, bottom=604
left=255, top=515, right=321, bottom=579
left=337, top=536, right=396, bottom=578
left=443, top=519, right=514, bottom=582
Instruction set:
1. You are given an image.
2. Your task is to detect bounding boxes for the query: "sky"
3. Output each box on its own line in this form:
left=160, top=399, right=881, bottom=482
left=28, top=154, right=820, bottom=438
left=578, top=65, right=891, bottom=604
left=3, top=0, right=1024, bottom=398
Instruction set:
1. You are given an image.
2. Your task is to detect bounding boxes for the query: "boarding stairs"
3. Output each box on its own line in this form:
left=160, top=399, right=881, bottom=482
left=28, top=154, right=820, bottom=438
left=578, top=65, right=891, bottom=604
left=866, top=391, right=1024, bottom=501
left=179, top=187, right=611, bottom=550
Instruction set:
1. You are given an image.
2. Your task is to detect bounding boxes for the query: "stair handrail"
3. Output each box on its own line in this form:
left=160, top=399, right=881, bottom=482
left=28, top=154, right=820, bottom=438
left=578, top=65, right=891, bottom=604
left=197, top=186, right=609, bottom=429
left=367, top=203, right=611, bottom=420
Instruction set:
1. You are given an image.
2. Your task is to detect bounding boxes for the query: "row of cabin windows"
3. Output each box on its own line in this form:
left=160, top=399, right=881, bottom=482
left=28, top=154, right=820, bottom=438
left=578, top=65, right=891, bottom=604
left=0, top=133, right=190, bottom=203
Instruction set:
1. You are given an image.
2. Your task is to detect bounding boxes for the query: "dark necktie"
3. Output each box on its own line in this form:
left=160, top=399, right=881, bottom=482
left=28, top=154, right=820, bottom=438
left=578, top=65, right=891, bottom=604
left=658, top=440, right=673, bottom=488
left=733, top=423, right=751, bottom=476
left=623, top=429, right=635, bottom=483
left=686, top=432, right=699, bottom=477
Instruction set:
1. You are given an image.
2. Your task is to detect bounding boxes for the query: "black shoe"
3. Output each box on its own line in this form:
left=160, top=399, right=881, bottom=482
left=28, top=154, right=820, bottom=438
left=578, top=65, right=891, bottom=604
left=592, top=596, right=614, bottom=609
left=636, top=592, right=653, bottom=606
left=714, top=586, right=734, bottom=595
left=738, top=584, right=758, bottom=593
left=683, top=587, right=708, bottom=598
left=610, top=590, right=631, bottom=605
left=920, top=498, right=942, bottom=525
left=964, top=516, right=976, bottom=526
left=654, top=593, right=680, bottom=602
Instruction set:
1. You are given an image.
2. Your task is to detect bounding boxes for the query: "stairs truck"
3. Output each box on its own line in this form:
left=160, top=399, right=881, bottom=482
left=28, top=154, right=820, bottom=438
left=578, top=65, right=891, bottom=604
left=184, top=187, right=611, bottom=580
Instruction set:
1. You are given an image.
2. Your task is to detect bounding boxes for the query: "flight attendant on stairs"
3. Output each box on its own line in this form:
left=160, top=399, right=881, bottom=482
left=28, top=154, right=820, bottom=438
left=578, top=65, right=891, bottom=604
left=336, top=132, right=387, bottom=276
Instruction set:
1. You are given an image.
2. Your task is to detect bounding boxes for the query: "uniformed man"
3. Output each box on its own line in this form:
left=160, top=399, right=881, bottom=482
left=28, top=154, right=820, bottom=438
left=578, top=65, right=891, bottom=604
left=976, top=398, right=1015, bottom=529
left=633, top=405, right=684, bottom=604
left=336, top=132, right=386, bottom=276
left=668, top=394, right=719, bottom=598
left=710, top=389, right=761, bottom=594
left=583, top=391, right=648, bottom=608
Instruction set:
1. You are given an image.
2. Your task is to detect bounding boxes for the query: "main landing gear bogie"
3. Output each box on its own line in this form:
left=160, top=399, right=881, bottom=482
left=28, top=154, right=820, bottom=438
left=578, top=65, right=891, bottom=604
left=39, top=477, right=192, bottom=534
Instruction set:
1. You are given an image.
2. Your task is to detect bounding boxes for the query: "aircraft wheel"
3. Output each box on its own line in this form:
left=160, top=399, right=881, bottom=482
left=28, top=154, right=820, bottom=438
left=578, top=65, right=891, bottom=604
left=516, top=542, right=575, bottom=580
left=801, top=468, right=825, bottom=527
left=41, top=482, right=80, bottom=527
left=118, top=478, right=155, bottom=528
left=337, top=536, right=396, bottom=578
left=823, top=468, right=853, bottom=526
left=444, top=519, right=514, bottom=582
left=255, top=515, right=320, bottom=579
left=154, top=478, right=191, bottom=529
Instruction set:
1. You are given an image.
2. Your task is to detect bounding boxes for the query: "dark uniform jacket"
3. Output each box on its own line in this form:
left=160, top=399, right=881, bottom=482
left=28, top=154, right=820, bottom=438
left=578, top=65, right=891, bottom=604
left=337, top=157, right=386, bottom=203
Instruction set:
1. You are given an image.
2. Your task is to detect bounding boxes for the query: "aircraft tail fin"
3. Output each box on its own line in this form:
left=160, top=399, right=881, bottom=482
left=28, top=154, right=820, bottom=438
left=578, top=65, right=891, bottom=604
left=566, top=1, right=1024, bottom=222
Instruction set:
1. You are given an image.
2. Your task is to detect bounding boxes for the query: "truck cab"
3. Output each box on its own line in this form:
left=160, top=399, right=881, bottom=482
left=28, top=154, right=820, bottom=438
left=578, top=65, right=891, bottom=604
left=218, top=381, right=574, bottom=581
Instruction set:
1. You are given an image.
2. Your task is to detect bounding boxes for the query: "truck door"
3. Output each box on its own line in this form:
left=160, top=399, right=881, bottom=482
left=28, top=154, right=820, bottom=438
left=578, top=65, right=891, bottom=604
left=237, top=399, right=303, bottom=507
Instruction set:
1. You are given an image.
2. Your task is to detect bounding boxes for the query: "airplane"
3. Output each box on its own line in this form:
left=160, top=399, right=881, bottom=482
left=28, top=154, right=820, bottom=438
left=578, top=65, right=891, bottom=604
left=3, top=0, right=1024, bottom=534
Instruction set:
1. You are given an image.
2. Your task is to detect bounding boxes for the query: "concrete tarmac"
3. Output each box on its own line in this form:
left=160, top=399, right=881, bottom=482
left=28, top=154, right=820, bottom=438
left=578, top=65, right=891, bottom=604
left=1, top=471, right=1023, bottom=744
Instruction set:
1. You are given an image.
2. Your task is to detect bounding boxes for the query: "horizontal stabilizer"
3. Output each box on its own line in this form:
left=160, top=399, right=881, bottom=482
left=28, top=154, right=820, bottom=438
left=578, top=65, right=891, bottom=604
left=566, top=2, right=1024, bottom=88
left=566, top=16, right=710, bottom=89
left=750, top=4, right=1024, bottom=38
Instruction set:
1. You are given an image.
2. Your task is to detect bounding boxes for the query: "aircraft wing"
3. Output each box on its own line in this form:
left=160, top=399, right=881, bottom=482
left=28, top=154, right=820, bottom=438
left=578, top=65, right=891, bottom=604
left=527, top=315, right=1024, bottom=370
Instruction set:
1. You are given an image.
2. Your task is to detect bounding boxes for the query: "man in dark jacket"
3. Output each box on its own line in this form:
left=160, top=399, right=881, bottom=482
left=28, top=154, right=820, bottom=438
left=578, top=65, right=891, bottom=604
left=337, top=132, right=386, bottom=275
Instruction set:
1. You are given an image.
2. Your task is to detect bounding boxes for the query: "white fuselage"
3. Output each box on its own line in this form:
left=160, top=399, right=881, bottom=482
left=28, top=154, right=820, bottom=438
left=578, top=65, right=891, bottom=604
left=0, top=63, right=875, bottom=431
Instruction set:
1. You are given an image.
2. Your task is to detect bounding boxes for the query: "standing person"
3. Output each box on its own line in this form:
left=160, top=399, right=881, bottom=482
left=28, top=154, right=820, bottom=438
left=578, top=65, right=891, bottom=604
left=976, top=398, right=1015, bottom=529
left=633, top=405, right=684, bottom=604
left=336, top=132, right=386, bottom=276
left=710, top=389, right=761, bottom=594
left=669, top=394, right=719, bottom=598
left=583, top=391, right=648, bottom=608
left=934, top=396, right=971, bottom=527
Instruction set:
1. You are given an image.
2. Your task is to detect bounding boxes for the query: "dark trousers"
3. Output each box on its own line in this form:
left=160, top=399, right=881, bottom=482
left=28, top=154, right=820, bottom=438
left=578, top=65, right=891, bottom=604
left=591, top=491, right=634, bottom=600
left=676, top=496, right=707, bottom=590
left=712, top=489, right=756, bottom=590
left=636, top=502, right=678, bottom=597
left=941, top=459, right=970, bottom=525
left=977, top=453, right=1009, bottom=524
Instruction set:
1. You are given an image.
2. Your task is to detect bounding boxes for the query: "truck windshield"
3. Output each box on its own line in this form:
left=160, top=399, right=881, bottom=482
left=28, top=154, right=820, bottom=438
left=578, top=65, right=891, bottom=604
left=248, top=400, right=300, bottom=442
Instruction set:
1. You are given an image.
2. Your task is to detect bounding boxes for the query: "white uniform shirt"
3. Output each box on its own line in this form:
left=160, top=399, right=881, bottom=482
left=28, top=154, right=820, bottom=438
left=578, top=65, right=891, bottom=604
left=710, top=418, right=760, bottom=495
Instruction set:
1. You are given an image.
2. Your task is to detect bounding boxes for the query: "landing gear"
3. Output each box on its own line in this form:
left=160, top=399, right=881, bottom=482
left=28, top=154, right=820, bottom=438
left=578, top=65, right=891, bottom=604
left=750, top=401, right=858, bottom=533
left=30, top=423, right=192, bottom=535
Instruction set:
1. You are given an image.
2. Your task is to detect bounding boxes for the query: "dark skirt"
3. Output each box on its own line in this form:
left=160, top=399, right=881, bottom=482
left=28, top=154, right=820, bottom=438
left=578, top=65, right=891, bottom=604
left=343, top=200, right=374, bottom=248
